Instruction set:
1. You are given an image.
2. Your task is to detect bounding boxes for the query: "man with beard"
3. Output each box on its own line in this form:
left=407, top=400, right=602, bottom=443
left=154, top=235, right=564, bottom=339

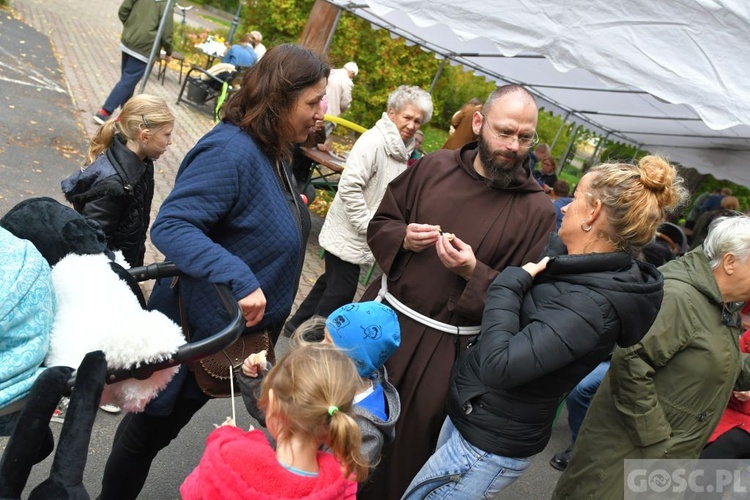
left=358, top=85, right=555, bottom=499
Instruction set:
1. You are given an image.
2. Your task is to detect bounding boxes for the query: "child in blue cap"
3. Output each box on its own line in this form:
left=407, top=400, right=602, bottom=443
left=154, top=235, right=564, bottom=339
left=239, top=301, right=401, bottom=467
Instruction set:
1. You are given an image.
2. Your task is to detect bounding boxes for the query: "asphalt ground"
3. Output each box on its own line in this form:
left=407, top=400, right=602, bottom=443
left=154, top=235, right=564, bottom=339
left=0, top=13, right=85, bottom=208
left=0, top=1, right=573, bottom=497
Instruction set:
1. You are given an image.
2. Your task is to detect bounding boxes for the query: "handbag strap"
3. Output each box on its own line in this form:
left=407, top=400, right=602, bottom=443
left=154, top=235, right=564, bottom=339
left=173, top=276, right=191, bottom=342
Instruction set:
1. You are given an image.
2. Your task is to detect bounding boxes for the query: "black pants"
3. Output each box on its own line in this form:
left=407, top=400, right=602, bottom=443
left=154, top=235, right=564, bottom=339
left=98, top=381, right=208, bottom=500
left=286, top=251, right=360, bottom=333
left=700, top=427, right=750, bottom=459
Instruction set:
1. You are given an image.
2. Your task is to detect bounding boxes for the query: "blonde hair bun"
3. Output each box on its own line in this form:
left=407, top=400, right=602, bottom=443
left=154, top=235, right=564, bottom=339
left=636, top=155, right=688, bottom=213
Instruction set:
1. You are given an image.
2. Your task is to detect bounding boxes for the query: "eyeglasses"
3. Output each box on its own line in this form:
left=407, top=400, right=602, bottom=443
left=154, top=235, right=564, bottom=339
left=482, top=123, right=538, bottom=148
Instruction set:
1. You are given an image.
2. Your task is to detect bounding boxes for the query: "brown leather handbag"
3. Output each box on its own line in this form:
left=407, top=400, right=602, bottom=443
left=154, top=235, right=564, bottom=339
left=176, top=278, right=275, bottom=398
left=192, top=331, right=275, bottom=398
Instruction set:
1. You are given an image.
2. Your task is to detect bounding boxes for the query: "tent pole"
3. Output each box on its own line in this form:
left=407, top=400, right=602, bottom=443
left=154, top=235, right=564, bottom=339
left=549, top=111, right=570, bottom=151
left=227, top=1, right=243, bottom=45
left=592, top=132, right=610, bottom=164
left=139, top=0, right=176, bottom=94
left=429, top=58, right=448, bottom=94
left=322, top=9, right=343, bottom=54
left=560, top=125, right=581, bottom=174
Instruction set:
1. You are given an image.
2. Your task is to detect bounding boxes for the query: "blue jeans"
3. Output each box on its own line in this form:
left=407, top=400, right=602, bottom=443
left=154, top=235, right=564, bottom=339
left=402, top=417, right=532, bottom=499
left=102, top=52, right=147, bottom=114
left=566, top=360, right=608, bottom=443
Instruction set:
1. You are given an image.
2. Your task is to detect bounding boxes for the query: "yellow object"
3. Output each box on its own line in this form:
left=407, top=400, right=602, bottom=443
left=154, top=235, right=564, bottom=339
left=324, top=114, right=367, bottom=134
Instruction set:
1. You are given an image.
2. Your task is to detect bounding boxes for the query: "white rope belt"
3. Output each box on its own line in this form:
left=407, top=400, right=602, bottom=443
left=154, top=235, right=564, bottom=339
left=375, top=274, right=481, bottom=335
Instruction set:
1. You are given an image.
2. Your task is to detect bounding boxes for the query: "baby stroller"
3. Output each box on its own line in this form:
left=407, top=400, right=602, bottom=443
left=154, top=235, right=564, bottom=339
left=0, top=228, right=244, bottom=499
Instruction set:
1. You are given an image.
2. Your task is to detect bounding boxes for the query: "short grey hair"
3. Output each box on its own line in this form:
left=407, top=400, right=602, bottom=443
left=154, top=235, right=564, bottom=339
left=703, top=216, right=750, bottom=269
left=386, top=85, right=434, bottom=124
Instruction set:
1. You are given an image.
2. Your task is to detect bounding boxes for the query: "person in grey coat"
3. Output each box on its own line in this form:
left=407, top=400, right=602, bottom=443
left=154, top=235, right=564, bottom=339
left=239, top=302, right=401, bottom=467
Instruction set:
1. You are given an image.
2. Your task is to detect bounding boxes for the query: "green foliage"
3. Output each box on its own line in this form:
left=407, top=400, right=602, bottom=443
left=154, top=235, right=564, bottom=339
left=422, top=126, right=448, bottom=152
left=432, top=66, right=495, bottom=128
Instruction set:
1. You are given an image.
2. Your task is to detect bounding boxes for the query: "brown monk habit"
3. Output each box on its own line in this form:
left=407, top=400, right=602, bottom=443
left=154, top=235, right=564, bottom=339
left=358, top=142, right=556, bottom=499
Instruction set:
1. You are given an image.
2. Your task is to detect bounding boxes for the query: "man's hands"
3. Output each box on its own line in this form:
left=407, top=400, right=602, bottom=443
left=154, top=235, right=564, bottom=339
left=402, top=224, right=478, bottom=280
left=239, top=288, right=266, bottom=327
left=402, top=223, right=441, bottom=252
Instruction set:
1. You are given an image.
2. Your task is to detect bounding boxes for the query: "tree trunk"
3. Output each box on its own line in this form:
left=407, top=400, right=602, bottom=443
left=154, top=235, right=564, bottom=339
left=299, top=0, right=341, bottom=55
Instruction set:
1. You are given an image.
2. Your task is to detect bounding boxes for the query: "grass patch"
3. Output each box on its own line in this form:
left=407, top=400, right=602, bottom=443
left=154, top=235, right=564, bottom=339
left=422, top=126, right=448, bottom=152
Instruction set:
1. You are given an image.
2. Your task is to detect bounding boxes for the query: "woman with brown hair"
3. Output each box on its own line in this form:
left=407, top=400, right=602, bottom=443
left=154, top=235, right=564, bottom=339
left=98, top=44, right=329, bottom=500
left=404, top=156, right=687, bottom=498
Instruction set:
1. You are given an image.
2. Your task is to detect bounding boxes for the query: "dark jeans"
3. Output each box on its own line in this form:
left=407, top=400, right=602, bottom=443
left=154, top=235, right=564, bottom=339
left=102, top=52, right=148, bottom=114
left=566, top=361, right=609, bottom=443
left=98, top=382, right=208, bottom=500
left=286, top=251, right=360, bottom=333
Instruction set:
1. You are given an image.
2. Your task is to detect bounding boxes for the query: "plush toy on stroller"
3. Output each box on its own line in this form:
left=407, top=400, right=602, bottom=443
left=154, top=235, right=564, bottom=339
left=0, top=198, right=244, bottom=499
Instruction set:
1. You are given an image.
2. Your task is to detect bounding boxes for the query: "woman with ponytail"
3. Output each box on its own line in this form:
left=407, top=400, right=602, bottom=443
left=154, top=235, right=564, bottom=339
left=181, top=343, right=368, bottom=499
left=62, top=94, right=174, bottom=267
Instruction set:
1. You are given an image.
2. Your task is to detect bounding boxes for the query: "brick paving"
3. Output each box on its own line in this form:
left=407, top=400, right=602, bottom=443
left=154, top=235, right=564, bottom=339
left=11, top=0, right=366, bottom=312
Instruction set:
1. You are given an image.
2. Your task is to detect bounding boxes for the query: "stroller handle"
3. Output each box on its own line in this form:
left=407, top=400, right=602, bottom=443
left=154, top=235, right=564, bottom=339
left=103, top=261, right=245, bottom=384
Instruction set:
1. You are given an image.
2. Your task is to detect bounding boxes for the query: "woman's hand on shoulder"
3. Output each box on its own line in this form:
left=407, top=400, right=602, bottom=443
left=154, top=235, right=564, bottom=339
left=521, top=257, right=550, bottom=279
left=239, top=288, right=266, bottom=327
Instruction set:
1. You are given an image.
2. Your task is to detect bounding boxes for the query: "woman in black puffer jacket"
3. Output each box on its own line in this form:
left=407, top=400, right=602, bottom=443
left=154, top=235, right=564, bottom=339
left=62, top=94, right=174, bottom=267
left=403, top=156, right=688, bottom=499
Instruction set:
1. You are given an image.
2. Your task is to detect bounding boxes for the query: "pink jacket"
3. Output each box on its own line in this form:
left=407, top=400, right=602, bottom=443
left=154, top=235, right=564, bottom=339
left=180, top=427, right=357, bottom=499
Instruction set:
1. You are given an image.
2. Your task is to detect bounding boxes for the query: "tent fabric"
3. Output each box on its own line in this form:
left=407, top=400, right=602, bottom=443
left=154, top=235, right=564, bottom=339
left=326, top=0, right=750, bottom=186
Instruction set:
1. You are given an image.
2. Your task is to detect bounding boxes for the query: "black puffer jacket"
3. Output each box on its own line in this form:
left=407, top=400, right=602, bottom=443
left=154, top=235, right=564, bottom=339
left=448, top=245, right=663, bottom=458
left=62, top=136, right=154, bottom=266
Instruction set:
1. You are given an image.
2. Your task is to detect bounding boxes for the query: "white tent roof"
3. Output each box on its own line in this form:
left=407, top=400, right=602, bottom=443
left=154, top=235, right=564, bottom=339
left=326, top=0, right=750, bottom=186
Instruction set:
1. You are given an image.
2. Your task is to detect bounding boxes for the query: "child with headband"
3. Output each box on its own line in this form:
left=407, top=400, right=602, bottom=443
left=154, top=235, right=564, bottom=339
left=240, top=301, right=402, bottom=468
left=180, top=343, right=366, bottom=499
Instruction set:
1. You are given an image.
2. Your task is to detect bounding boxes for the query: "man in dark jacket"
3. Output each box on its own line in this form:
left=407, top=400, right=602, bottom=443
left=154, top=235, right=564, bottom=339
left=94, top=0, right=173, bottom=124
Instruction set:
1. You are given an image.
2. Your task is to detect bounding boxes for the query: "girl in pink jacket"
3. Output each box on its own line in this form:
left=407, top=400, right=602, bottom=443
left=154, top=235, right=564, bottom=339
left=180, top=344, right=367, bottom=499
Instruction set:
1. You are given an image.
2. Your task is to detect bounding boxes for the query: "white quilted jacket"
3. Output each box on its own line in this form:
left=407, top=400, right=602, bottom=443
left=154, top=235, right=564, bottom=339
left=319, top=113, right=413, bottom=265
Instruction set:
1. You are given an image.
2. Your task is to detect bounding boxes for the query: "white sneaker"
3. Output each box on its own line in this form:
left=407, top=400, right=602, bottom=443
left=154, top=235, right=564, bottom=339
left=99, top=404, right=121, bottom=414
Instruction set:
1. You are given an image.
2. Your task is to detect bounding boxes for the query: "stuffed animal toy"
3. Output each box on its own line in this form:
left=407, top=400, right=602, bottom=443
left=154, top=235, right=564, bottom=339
left=0, top=196, right=110, bottom=266
left=0, top=197, right=183, bottom=412
left=0, top=351, right=105, bottom=499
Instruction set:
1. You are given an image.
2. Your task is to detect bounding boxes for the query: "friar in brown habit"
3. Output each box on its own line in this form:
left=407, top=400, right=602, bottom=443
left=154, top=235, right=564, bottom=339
left=358, top=84, right=556, bottom=499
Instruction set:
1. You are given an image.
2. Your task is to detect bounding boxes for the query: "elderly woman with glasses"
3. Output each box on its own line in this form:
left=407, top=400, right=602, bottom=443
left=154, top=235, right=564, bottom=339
left=554, top=215, right=750, bottom=500
left=403, top=156, right=687, bottom=499
left=284, top=85, right=433, bottom=335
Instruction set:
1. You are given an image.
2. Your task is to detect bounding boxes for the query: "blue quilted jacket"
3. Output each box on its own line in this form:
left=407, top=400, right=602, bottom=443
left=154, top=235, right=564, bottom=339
left=146, top=123, right=305, bottom=411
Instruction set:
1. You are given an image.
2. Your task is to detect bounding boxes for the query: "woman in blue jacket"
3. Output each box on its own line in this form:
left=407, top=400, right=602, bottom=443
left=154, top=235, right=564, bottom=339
left=99, top=44, right=329, bottom=500
left=403, top=156, right=687, bottom=499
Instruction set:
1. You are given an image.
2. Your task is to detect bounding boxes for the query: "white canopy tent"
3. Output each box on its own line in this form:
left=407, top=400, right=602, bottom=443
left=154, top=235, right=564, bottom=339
left=325, top=0, right=750, bottom=186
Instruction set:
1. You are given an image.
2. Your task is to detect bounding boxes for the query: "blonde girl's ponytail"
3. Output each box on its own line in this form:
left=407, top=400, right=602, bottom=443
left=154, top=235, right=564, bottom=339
left=258, top=343, right=370, bottom=481
left=327, top=404, right=369, bottom=481
left=86, top=119, right=118, bottom=165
